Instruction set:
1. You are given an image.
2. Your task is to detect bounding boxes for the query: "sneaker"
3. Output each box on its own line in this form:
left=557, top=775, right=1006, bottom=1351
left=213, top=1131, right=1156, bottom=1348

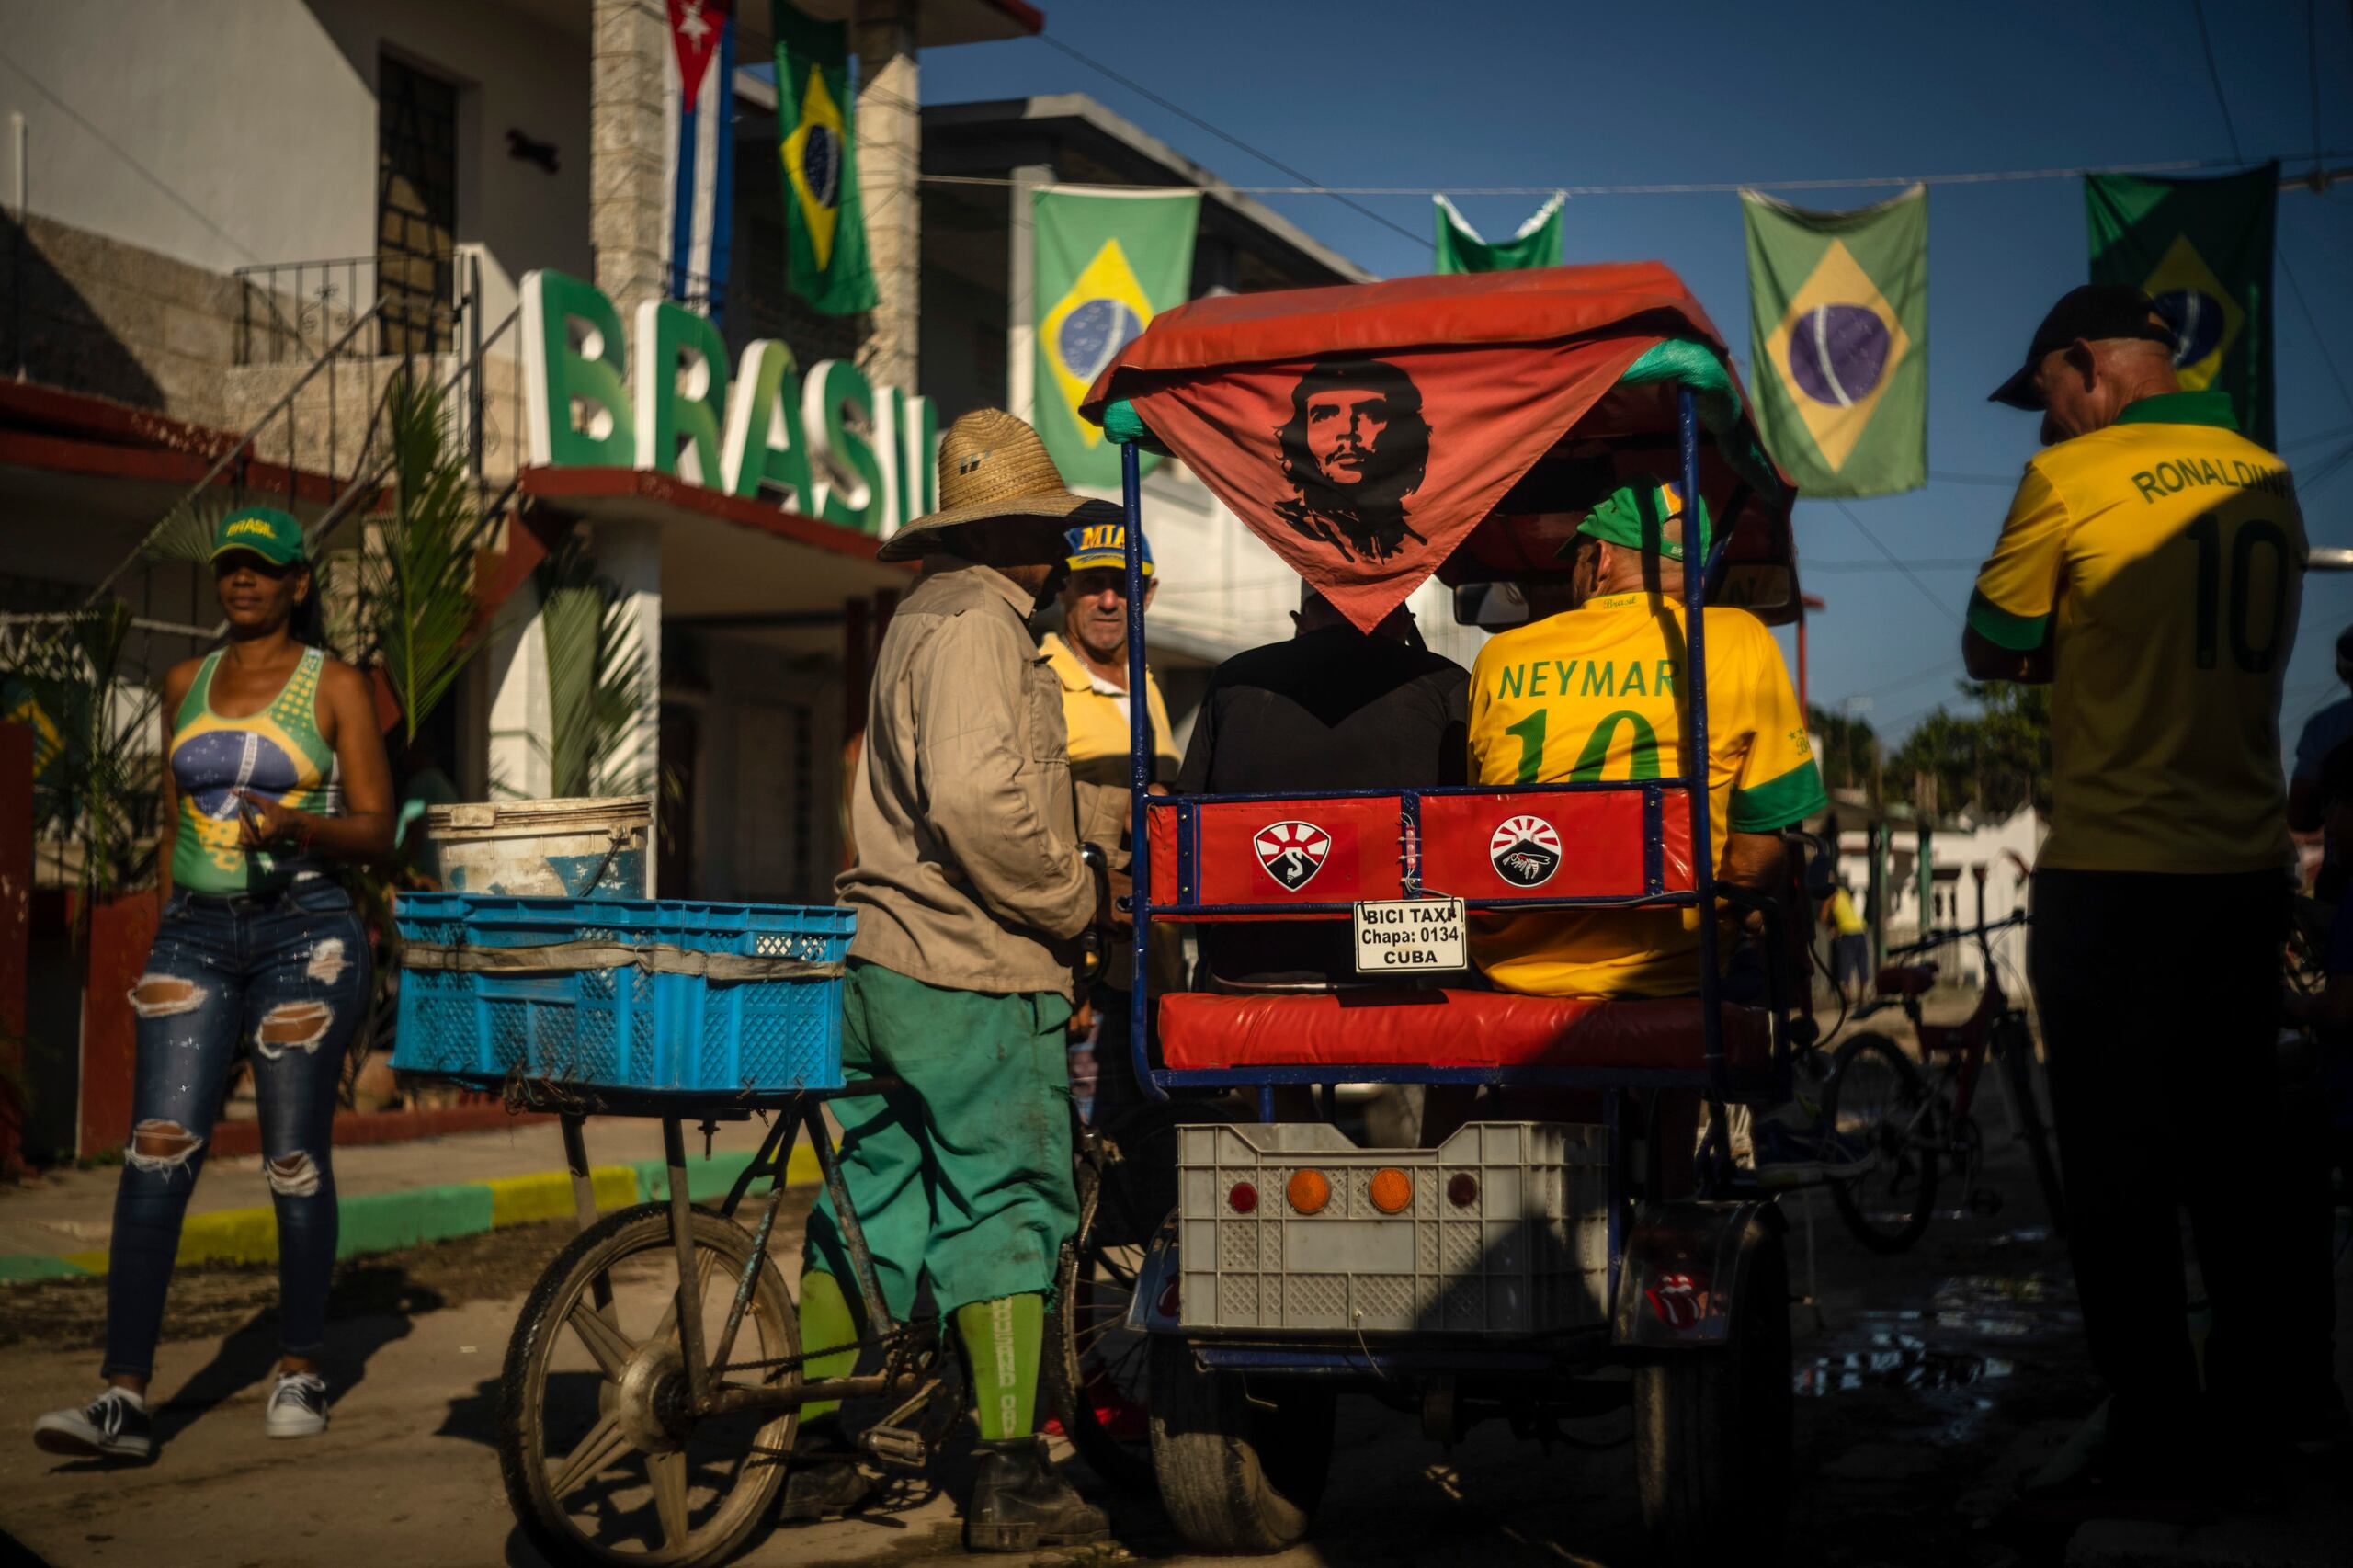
left=263, top=1371, right=330, bottom=1438
left=33, top=1389, right=153, bottom=1461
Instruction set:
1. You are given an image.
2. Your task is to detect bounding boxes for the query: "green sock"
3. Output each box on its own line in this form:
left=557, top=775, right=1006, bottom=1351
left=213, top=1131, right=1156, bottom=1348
left=956, top=1294, right=1044, bottom=1441
left=796, top=1267, right=864, bottom=1424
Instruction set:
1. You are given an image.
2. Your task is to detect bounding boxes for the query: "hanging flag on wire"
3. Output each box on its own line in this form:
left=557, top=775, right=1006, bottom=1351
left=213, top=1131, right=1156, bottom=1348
left=1032, top=187, right=1199, bottom=487
left=1432, top=193, right=1563, bottom=274
left=2086, top=163, right=2277, bottom=449
left=1743, top=185, right=1927, bottom=498
left=772, top=0, right=875, bottom=316
left=663, top=0, right=734, bottom=321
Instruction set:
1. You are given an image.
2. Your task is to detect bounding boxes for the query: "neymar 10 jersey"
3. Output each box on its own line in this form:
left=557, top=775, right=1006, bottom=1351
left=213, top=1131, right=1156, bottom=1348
left=1466, top=593, right=1824, bottom=998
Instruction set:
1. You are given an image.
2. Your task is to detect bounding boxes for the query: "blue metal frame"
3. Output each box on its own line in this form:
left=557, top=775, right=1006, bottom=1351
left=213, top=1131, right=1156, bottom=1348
left=1117, top=387, right=1778, bottom=1165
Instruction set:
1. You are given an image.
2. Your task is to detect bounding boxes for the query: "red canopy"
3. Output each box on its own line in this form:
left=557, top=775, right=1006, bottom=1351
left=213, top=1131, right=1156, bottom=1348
left=1081, top=266, right=1798, bottom=632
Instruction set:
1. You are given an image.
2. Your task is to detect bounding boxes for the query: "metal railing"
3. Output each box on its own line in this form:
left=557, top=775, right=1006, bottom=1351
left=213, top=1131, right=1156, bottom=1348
left=234, top=254, right=458, bottom=364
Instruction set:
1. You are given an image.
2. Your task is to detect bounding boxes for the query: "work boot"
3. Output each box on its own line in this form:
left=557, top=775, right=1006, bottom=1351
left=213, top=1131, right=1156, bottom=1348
left=963, top=1435, right=1108, bottom=1552
left=777, top=1418, right=877, bottom=1523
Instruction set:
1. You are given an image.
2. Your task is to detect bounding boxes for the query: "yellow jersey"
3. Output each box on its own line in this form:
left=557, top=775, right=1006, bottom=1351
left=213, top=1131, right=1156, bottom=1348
left=1467, top=592, right=1825, bottom=997
left=1967, top=391, right=2303, bottom=873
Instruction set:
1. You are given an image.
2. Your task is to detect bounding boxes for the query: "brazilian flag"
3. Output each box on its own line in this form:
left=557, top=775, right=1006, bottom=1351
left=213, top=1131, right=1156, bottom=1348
left=1034, top=187, right=1199, bottom=487
left=772, top=0, right=874, bottom=316
left=1743, top=185, right=1928, bottom=498
left=2086, top=163, right=2276, bottom=450
left=1433, top=194, right=1563, bottom=274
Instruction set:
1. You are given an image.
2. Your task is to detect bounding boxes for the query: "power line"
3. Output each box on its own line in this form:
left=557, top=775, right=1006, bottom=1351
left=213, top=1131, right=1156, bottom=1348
left=1829, top=501, right=1966, bottom=630
left=2190, top=0, right=2245, bottom=160
left=916, top=150, right=2353, bottom=200
left=1029, top=33, right=1426, bottom=248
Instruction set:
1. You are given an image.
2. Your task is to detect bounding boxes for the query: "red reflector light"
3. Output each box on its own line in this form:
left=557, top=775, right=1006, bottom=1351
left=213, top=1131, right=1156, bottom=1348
left=1447, top=1172, right=1479, bottom=1209
left=1228, top=1181, right=1258, bottom=1214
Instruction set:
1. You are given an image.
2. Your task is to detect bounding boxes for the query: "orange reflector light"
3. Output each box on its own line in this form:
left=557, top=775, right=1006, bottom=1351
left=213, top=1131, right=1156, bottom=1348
left=1286, top=1168, right=1331, bottom=1214
left=1369, top=1167, right=1413, bottom=1213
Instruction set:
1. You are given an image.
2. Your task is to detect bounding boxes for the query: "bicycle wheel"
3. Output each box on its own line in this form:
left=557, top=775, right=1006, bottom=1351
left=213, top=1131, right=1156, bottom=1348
left=1996, top=1021, right=2066, bottom=1233
left=498, top=1202, right=800, bottom=1568
left=1045, top=1134, right=1155, bottom=1493
left=1824, top=1031, right=1940, bottom=1254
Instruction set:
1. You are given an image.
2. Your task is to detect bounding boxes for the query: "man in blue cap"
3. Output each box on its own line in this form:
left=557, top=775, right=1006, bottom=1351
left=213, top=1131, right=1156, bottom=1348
left=1040, top=520, right=1177, bottom=1128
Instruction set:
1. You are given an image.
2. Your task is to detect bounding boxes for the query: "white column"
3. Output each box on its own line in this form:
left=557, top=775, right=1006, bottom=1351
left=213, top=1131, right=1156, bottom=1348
left=1006, top=163, right=1051, bottom=420
left=484, top=583, right=553, bottom=801
left=854, top=0, right=921, bottom=394
left=593, top=519, right=664, bottom=801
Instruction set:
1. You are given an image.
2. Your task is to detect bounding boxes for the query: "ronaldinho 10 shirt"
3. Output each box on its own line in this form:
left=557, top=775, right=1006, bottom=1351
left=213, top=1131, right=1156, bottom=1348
left=1968, top=390, right=2304, bottom=874
left=1467, top=593, right=1824, bottom=997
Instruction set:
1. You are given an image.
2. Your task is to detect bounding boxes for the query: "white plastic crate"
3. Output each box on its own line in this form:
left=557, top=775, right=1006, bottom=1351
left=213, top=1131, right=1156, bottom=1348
left=1175, top=1121, right=1609, bottom=1335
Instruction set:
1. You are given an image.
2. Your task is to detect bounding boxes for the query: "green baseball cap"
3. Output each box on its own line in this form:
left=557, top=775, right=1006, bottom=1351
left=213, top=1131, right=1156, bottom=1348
left=1563, top=477, right=1711, bottom=564
left=210, top=506, right=306, bottom=567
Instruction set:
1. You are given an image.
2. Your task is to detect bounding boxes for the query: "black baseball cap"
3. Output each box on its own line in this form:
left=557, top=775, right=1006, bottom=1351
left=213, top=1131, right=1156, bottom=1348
left=1988, top=285, right=2177, bottom=410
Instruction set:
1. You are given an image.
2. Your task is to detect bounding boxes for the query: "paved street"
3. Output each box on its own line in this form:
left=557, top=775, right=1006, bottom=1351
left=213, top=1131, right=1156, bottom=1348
left=0, top=1092, right=2341, bottom=1568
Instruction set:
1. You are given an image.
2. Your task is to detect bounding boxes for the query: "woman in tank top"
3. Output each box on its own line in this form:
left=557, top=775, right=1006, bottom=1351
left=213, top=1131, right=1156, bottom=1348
left=34, top=506, right=393, bottom=1462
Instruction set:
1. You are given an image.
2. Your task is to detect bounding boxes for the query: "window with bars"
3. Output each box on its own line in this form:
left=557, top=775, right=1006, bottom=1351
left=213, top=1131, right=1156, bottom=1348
left=377, top=54, right=458, bottom=355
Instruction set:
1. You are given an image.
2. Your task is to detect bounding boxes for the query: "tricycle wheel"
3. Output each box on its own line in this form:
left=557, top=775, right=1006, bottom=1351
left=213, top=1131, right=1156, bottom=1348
left=1632, top=1218, right=1790, bottom=1565
left=1044, top=1140, right=1154, bottom=1492
left=1148, top=1335, right=1335, bottom=1554
left=497, top=1202, right=799, bottom=1568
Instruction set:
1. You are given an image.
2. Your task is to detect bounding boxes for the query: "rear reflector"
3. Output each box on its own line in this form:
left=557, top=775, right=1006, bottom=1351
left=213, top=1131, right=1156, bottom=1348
left=1227, top=1181, right=1258, bottom=1214
left=1286, top=1168, right=1331, bottom=1214
left=1370, top=1167, right=1413, bottom=1213
left=1447, top=1172, right=1480, bottom=1209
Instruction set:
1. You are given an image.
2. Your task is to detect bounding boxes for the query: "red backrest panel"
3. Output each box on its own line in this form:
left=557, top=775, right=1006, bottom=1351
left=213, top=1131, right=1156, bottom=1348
left=1146, top=796, right=1404, bottom=915
left=1420, top=787, right=1694, bottom=902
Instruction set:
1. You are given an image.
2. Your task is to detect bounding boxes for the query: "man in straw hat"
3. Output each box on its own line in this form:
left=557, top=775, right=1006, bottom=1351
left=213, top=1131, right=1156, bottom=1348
left=784, top=409, right=1117, bottom=1551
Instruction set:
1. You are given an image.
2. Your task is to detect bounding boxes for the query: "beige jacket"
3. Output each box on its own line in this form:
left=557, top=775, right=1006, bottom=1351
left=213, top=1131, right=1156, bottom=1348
left=836, top=561, right=1096, bottom=997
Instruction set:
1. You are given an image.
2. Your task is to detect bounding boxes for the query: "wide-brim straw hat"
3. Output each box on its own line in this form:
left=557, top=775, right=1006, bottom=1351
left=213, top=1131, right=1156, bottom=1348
left=878, top=407, right=1121, bottom=562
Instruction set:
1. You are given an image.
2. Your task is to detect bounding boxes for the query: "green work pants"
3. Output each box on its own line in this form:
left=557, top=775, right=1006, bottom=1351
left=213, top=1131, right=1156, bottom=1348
left=803, top=960, right=1077, bottom=1320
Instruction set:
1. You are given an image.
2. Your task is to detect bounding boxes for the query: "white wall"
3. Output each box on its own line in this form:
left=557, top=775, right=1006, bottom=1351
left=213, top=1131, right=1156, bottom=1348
left=0, top=0, right=587, bottom=324
left=1837, top=807, right=2041, bottom=984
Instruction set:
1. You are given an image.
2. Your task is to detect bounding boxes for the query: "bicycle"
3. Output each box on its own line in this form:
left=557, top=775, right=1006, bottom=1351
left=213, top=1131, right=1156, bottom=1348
left=494, top=1085, right=1153, bottom=1568
left=1818, top=912, right=2065, bottom=1254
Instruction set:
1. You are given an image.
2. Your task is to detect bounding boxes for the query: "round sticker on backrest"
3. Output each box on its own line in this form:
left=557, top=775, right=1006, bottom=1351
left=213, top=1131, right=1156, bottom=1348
left=1489, top=815, right=1562, bottom=888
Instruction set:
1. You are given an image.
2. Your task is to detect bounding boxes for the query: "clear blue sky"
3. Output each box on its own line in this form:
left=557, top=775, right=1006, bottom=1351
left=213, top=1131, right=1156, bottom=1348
left=921, top=0, right=2353, bottom=749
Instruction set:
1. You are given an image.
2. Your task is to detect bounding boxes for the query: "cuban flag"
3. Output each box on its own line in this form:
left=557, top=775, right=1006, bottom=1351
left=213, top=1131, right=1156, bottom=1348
left=663, top=0, right=735, bottom=324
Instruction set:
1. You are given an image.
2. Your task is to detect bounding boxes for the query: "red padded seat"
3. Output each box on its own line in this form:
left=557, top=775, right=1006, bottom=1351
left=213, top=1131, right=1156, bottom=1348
left=1874, top=964, right=1938, bottom=997
left=1158, top=989, right=1772, bottom=1076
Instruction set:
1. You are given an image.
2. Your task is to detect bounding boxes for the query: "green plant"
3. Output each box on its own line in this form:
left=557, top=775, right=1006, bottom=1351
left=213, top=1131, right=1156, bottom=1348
left=1, top=602, right=160, bottom=903
left=535, top=537, right=654, bottom=798
left=349, top=377, right=485, bottom=743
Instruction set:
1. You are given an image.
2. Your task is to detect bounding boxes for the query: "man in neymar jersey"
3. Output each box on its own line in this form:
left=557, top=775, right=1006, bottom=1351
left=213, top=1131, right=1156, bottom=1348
left=1968, top=284, right=2340, bottom=1494
left=1468, top=477, right=1825, bottom=998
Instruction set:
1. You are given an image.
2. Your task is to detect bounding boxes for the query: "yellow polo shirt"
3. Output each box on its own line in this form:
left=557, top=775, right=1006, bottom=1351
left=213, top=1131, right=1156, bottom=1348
left=1967, top=390, right=2304, bottom=873
left=1467, top=593, right=1824, bottom=997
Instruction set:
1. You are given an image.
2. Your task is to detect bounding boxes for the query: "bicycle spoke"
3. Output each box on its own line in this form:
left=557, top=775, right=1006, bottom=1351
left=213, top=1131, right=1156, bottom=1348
left=647, top=1449, right=690, bottom=1549
left=548, top=1412, right=634, bottom=1499
left=652, top=1245, right=722, bottom=1352
left=568, top=1301, right=640, bottom=1381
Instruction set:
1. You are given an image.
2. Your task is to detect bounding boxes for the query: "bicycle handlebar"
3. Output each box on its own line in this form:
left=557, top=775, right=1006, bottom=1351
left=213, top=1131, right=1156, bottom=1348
left=1882, top=909, right=2029, bottom=960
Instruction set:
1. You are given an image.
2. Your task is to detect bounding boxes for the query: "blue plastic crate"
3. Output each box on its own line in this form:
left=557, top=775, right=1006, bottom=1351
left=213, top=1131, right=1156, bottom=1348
left=390, top=893, right=853, bottom=1094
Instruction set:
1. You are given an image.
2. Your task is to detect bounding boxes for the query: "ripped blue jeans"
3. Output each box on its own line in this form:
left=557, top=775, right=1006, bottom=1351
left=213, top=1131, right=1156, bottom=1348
left=105, top=882, right=370, bottom=1379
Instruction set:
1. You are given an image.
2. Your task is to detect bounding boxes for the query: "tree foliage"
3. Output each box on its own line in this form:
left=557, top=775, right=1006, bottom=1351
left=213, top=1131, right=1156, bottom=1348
left=1885, top=681, right=2052, bottom=819
left=1808, top=703, right=1880, bottom=791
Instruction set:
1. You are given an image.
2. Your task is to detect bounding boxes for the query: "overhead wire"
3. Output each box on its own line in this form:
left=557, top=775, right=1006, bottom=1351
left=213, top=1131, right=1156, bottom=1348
left=1827, top=502, right=1966, bottom=631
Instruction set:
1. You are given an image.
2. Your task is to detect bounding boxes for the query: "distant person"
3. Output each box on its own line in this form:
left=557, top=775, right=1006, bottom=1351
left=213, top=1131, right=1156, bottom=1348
left=1966, top=284, right=2338, bottom=1499
left=1824, top=880, right=1870, bottom=995
left=2289, top=625, right=2353, bottom=896
left=1177, top=585, right=1468, bottom=986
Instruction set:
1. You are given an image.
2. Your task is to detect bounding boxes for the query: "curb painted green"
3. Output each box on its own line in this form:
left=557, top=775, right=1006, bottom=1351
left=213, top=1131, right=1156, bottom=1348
left=0, top=1143, right=822, bottom=1282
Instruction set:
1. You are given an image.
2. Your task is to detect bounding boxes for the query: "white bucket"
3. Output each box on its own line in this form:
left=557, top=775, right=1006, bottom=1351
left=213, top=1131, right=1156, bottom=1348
left=426, top=796, right=654, bottom=899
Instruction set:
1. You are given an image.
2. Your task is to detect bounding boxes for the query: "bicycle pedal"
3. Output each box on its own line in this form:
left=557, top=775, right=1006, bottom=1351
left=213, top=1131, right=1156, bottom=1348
left=858, top=1424, right=930, bottom=1471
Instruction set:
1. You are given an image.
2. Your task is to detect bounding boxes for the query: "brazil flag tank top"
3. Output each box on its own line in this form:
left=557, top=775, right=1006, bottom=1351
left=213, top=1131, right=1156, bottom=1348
left=169, top=647, right=336, bottom=894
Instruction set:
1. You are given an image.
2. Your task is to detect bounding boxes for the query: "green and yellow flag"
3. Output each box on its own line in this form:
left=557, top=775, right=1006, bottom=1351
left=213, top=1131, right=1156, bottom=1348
left=1433, top=194, right=1563, bottom=274
left=1034, top=187, right=1199, bottom=487
left=772, top=0, right=874, bottom=316
left=1743, top=185, right=1927, bottom=498
left=2086, top=163, right=2276, bottom=449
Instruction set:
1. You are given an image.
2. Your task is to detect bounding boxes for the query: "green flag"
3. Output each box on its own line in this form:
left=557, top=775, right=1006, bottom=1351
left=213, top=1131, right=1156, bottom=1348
left=2086, top=163, right=2276, bottom=449
left=1033, top=187, right=1199, bottom=487
left=1433, top=194, right=1563, bottom=274
left=1743, top=184, right=1927, bottom=498
left=772, top=0, right=874, bottom=316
